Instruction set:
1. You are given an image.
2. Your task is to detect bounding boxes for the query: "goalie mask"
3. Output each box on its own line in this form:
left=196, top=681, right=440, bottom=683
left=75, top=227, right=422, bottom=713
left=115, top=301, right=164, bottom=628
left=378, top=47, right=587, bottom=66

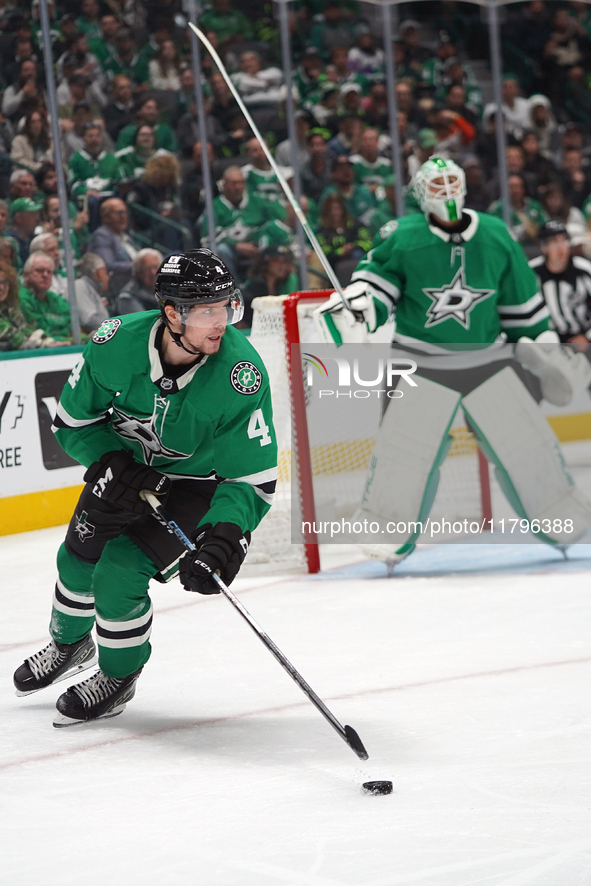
left=155, top=249, right=244, bottom=330
left=413, top=157, right=466, bottom=223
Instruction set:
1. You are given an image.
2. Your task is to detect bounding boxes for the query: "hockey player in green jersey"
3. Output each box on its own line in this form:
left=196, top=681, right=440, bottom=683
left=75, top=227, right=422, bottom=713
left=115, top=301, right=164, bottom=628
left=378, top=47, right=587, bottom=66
left=13, top=250, right=278, bottom=726
left=315, top=157, right=591, bottom=567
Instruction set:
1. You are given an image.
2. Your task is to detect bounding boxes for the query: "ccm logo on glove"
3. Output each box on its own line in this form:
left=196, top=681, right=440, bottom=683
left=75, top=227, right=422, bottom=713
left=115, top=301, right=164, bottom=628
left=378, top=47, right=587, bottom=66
left=179, top=522, right=251, bottom=594
left=84, top=450, right=170, bottom=515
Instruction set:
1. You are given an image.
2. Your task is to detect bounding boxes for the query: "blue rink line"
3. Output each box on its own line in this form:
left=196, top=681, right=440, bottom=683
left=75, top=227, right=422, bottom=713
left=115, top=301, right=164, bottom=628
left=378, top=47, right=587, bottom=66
left=312, top=543, right=591, bottom=580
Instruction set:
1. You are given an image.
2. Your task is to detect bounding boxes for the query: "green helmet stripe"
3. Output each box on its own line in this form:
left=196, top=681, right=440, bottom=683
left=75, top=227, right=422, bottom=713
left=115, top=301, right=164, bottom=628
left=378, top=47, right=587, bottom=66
left=446, top=199, right=458, bottom=221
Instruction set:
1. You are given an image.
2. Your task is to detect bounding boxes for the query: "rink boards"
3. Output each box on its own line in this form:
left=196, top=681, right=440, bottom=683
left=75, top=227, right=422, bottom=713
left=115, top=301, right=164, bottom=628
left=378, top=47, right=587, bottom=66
left=1, top=347, right=591, bottom=536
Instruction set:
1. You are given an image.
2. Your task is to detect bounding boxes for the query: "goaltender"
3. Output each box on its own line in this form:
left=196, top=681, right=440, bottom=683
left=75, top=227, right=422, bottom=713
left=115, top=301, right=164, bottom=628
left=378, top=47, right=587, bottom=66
left=315, top=157, right=591, bottom=567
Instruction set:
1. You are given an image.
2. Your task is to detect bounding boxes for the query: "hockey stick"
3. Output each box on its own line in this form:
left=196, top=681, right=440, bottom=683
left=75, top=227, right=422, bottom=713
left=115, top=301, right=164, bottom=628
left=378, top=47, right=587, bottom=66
left=187, top=22, right=354, bottom=314
left=141, top=490, right=369, bottom=760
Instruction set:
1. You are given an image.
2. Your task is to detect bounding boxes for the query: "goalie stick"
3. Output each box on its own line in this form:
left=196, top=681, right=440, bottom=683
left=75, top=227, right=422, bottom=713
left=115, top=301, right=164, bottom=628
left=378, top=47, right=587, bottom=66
left=187, top=22, right=355, bottom=315
left=141, top=490, right=369, bottom=761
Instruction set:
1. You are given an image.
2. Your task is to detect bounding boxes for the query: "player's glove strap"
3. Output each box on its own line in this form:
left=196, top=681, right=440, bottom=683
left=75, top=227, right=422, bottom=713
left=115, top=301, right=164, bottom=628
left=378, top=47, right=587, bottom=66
left=84, top=450, right=171, bottom=516
left=179, top=522, right=251, bottom=594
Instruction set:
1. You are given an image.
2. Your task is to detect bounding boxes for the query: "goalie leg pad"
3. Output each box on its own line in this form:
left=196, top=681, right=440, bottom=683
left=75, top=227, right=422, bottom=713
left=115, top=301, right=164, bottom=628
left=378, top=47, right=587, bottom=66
left=462, top=366, right=591, bottom=543
left=353, top=375, right=462, bottom=554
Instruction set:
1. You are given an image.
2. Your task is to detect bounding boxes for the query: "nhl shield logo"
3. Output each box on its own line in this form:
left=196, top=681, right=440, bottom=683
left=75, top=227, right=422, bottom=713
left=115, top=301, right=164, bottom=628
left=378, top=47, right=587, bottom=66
left=230, top=362, right=262, bottom=395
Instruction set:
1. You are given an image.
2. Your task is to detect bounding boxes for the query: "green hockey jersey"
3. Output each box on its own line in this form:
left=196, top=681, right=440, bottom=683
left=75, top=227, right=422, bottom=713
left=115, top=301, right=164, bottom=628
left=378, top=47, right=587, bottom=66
left=349, top=154, right=393, bottom=190
left=67, top=149, right=122, bottom=202
left=116, top=122, right=178, bottom=154
left=52, top=312, right=278, bottom=534
left=19, top=285, right=72, bottom=341
left=319, top=184, right=377, bottom=229
left=241, top=163, right=291, bottom=203
left=352, top=210, right=549, bottom=345
left=201, top=192, right=285, bottom=248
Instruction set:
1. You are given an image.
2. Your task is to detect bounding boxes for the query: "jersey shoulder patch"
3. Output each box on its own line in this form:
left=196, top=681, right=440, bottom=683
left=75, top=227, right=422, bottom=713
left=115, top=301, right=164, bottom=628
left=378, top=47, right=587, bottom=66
left=230, top=361, right=262, bottom=395
left=378, top=219, right=398, bottom=240
left=92, top=318, right=122, bottom=344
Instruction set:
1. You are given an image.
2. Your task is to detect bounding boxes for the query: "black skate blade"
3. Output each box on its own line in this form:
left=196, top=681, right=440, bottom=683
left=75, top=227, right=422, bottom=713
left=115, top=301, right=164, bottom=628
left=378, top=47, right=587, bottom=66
left=53, top=706, right=126, bottom=728
left=15, top=655, right=98, bottom=697
left=344, top=724, right=369, bottom=760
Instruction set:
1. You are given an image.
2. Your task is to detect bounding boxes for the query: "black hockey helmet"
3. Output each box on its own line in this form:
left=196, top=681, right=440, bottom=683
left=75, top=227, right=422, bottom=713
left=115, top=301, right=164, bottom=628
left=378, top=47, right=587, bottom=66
left=154, top=249, right=244, bottom=326
left=538, top=220, right=570, bottom=243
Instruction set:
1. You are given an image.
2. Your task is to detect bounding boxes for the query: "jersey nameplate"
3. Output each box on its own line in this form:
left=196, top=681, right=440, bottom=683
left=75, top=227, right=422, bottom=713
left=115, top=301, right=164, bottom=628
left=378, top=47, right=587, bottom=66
left=92, top=318, right=121, bottom=344
left=231, top=361, right=262, bottom=395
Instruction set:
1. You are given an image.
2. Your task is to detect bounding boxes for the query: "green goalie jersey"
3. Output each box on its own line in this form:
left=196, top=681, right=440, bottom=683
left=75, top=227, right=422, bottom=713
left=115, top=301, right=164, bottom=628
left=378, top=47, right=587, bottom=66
left=353, top=210, right=550, bottom=345
left=52, top=311, right=277, bottom=534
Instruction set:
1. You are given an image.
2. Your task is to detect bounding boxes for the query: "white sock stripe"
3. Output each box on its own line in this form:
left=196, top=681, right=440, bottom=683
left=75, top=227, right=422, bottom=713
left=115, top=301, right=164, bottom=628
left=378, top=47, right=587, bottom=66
left=56, top=578, right=95, bottom=606
left=52, top=596, right=96, bottom=618
left=95, top=605, right=153, bottom=632
left=97, top=627, right=152, bottom=649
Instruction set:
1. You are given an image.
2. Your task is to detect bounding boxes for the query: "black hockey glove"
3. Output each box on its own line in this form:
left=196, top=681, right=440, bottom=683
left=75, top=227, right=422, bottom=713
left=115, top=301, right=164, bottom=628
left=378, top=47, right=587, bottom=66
left=84, top=450, right=170, bottom=515
left=179, top=522, right=251, bottom=594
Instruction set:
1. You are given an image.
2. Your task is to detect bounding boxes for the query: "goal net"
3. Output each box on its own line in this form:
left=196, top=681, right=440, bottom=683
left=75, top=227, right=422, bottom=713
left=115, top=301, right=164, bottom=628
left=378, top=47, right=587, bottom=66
left=248, top=291, right=491, bottom=572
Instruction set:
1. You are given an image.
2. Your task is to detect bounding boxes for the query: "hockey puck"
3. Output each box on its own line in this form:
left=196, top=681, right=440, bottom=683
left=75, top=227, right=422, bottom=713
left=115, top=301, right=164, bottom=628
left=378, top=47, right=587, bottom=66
left=362, top=780, right=393, bottom=795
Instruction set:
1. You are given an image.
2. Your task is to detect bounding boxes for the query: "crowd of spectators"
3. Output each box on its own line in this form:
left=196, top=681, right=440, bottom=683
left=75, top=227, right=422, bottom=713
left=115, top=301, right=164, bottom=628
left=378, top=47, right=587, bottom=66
left=4, top=0, right=591, bottom=349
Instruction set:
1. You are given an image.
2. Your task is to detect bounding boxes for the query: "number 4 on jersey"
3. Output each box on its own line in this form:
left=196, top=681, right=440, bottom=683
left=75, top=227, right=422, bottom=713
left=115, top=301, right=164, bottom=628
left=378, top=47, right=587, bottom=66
left=248, top=408, right=271, bottom=446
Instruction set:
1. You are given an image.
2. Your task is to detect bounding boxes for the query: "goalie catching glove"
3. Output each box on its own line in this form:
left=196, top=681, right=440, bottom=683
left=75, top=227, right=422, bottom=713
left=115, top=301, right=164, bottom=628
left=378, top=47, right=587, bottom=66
left=179, top=522, right=251, bottom=594
left=313, top=281, right=382, bottom=344
left=514, top=330, right=591, bottom=406
left=84, top=450, right=170, bottom=515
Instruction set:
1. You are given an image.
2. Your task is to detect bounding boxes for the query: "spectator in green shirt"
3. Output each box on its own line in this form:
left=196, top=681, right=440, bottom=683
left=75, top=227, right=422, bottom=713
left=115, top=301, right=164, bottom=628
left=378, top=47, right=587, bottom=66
left=319, top=155, right=377, bottom=230
left=199, top=0, right=253, bottom=47
left=116, top=95, right=178, bottom=153
left=88, top=13, right=120, bottom=68
left=19, top=252, right=73, bottom=343
left=315, top=191, right=372, bottom=284
left=0, top=260, right=56, bottom=351
left=241, top=245, right=298, bottom=328
left=67, top=123, right=122, bottom=228
left=75, top=0, right=102, bottom=41
left=487, top=174, right=549, bottom=250
left=102, top=28, right=150, bottom=89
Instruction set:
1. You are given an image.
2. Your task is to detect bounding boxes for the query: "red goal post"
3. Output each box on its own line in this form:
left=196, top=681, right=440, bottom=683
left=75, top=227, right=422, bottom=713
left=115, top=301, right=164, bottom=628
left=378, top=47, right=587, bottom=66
left=249, top=290, right=492, bottom=574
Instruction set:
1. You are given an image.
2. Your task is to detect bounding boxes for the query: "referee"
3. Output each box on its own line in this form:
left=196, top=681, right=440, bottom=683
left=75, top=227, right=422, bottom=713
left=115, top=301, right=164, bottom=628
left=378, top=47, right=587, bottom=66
left=529, top=221, right=591, bottom=354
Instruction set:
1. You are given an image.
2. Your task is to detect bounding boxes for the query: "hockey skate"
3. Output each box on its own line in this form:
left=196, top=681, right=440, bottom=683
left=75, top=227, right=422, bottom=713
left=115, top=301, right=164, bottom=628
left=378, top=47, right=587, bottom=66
left=360, top=543, right=415, bottom=576
left=53, top=667, right=142, bottom=727
left=14, top=635, right=97, bottom=697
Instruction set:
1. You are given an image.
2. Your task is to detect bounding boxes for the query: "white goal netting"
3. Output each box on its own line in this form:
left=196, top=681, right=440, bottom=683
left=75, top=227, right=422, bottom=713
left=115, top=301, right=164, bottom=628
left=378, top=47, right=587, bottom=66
left=248, top=294, right=488, bottom=570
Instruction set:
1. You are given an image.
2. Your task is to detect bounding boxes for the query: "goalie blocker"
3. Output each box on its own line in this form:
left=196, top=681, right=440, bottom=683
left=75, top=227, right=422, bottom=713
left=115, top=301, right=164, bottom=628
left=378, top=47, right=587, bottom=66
left=353, top=366, right=591, bottom=561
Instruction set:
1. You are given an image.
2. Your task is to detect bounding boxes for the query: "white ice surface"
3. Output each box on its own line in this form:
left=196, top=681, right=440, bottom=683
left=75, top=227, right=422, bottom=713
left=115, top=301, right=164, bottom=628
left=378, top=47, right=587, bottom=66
left=2, top=527, right=591, bottom=885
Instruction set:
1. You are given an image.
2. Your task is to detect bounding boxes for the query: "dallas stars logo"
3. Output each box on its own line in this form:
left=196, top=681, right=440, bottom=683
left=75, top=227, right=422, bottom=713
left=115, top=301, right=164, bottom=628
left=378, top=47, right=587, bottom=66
left=230, top=361, right=262, bottom=395
left=74, top=510, right=95, bottom=543
left=423, top=265, right=495, bottom=329
left=111, top=407, right=191, bottom=465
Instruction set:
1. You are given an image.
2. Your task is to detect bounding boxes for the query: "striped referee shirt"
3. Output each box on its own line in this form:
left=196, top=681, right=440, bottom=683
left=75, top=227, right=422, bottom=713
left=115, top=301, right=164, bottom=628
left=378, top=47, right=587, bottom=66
left=529, top=254, right=591, bottom=342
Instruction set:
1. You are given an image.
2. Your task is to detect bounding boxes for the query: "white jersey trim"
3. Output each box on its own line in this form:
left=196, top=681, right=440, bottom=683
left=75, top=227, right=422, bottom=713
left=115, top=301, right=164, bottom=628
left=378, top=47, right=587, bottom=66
left=496, top=292, right=546, bottom=316
left=225, top=467, right=278, bottom=485
left=351, top=269, right=400, bottom=303
left=53, top=401, right=109, bottom=430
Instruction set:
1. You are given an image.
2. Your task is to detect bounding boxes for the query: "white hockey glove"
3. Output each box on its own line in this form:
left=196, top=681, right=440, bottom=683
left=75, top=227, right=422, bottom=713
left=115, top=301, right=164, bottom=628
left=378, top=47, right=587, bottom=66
left=514, top=330, right=591, bottom=406
left=313, top=281, right=378, bottom=344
